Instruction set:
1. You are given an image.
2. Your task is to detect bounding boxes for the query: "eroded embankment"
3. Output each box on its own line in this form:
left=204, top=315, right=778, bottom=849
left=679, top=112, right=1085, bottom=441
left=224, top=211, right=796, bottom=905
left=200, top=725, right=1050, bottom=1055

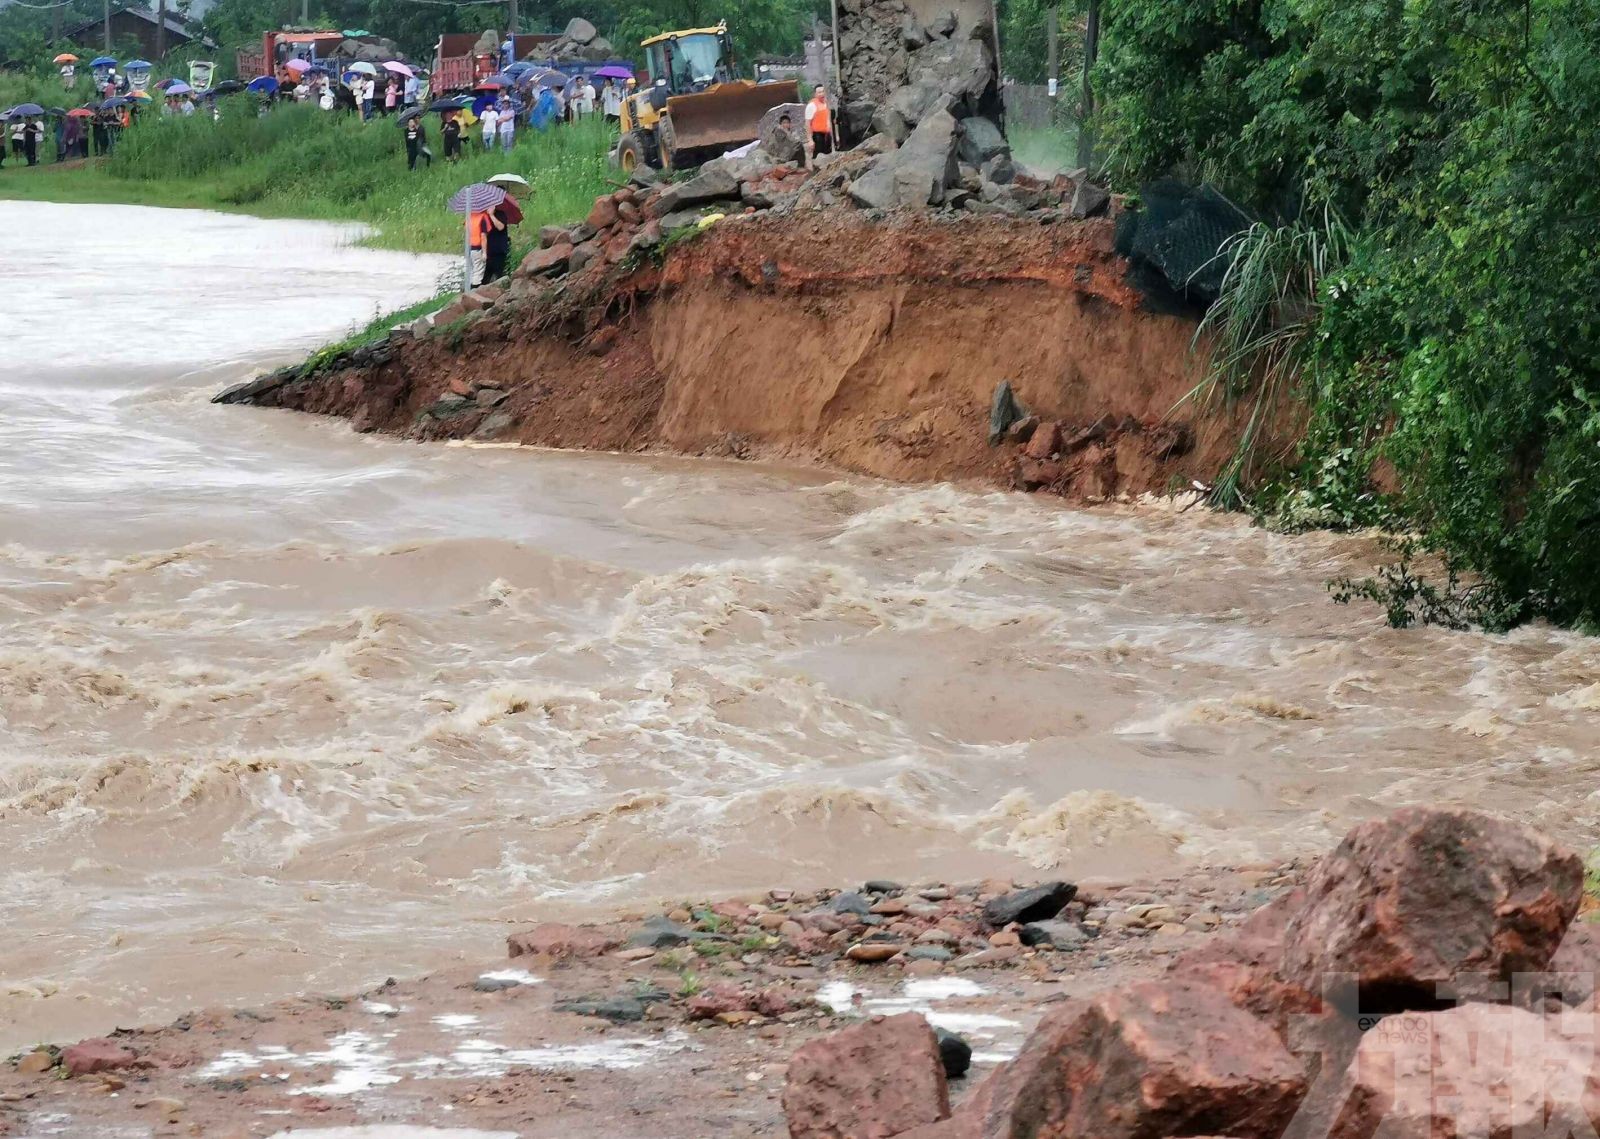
left=222, top=212, right=1253, bottom=498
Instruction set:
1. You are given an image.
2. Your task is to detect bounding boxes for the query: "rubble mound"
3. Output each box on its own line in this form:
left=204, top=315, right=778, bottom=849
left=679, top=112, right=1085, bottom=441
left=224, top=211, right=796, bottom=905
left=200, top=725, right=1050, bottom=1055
left=779, top=808, right=1600, bottom=1139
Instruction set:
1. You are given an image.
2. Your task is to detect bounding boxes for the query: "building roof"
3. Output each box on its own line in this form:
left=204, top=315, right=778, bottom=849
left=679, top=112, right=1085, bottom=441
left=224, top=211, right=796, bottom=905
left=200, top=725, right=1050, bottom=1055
left=63, top=6, right=218, bottom=49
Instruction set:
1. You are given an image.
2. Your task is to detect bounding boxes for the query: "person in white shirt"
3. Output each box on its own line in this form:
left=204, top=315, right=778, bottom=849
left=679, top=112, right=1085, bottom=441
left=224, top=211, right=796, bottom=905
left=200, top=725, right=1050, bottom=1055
left=479, top=103, right=499, bottom=150
left=578, top=78, right=596, bottom=117
left=600, top=77, right=622, bottom=122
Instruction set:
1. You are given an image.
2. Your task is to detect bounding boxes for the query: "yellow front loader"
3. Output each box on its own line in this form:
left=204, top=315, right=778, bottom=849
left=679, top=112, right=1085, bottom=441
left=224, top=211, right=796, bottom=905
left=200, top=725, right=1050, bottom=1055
left=616, top=22, right=799, bottom=174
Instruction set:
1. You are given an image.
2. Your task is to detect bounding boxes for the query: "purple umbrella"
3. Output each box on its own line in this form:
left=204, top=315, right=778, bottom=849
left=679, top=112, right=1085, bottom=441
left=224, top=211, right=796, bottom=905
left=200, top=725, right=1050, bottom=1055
left=447, top=183, right=507, bottom=214
left=447, top=183, right=509, bottom=296
left=594, top=65, right=633, bottom=80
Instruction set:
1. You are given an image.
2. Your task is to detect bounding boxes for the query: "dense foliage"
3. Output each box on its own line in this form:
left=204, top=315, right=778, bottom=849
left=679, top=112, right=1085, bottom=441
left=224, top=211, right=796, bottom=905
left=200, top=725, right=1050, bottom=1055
left=1097, top=0, right=1600, bottom=630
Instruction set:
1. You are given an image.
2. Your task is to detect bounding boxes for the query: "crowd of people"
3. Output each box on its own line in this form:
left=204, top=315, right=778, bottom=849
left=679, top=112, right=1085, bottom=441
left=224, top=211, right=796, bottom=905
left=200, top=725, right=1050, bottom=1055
left=2, top=51, right=637, bottom=175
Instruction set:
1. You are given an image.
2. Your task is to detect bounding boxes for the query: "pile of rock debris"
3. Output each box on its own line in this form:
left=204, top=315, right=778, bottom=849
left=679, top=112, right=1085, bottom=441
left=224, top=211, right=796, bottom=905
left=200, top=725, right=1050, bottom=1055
left=781, top=807, right=1600, bottom=1139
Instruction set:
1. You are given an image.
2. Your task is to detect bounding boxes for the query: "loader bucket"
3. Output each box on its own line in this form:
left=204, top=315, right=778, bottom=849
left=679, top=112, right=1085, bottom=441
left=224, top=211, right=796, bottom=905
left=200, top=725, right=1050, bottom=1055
left=666, top=79, right=801, bottom=155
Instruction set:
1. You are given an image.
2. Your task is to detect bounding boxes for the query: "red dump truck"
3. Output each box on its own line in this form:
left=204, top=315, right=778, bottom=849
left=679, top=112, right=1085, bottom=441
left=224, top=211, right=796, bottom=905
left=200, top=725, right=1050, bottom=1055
left=432, top=32, right=560, bottom=92
left=237, top=30, right=345, bottom=82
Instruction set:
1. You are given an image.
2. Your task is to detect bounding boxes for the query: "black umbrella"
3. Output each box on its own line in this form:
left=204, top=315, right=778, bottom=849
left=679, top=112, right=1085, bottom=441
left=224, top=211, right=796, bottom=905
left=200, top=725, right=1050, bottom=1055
left=396, top=105, right=426, bottom=126
left=426, top=96, right=469, bottom=112
left=205, top=79, right=244, bottom=97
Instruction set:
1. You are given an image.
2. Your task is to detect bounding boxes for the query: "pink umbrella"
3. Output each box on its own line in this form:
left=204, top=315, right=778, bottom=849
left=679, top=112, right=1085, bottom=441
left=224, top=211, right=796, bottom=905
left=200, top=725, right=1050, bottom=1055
left=284, top=58, right=311, bottom=73
left=383, top=61, right=414, bottom=77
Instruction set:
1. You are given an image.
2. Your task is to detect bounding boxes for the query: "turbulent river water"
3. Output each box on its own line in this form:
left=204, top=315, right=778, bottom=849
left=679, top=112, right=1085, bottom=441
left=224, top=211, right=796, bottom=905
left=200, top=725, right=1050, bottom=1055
left=2, top=200, right=1597, bottom=1048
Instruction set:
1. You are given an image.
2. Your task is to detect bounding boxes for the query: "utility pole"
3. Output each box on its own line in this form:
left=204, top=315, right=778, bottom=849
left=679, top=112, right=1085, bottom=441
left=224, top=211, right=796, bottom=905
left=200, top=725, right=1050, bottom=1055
left=52, top=0, right=62, bottom=47
left=156, top=0, right=167, bottom=58
left=508, top=0, right=519, bottom=40
left=1045, top=6, right=1058, bottom=99
left=103, top=0, right=112, bottom=52
left=301, top=0, right=309, bottom=25
left=1075, top=0, right=1099, bottom=171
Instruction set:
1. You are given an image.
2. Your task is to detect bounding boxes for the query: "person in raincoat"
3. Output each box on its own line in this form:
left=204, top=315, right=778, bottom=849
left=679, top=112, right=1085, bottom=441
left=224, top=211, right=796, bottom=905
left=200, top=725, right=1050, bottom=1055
left=531, top=85, right=558, bottom=130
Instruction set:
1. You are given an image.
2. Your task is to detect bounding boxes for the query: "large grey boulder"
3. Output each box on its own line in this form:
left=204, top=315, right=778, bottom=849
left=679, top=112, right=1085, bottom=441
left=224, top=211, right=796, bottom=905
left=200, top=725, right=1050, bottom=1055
left=888, top=80, right=956, bottom=127
left=654, top=166, right=740, bottom=214
left=848, top=109, right=961, bottom=211
left=907, top=37, right=992, bottom=103
left=900, top=12, right=929, bottom=50
left=958, top=115, right=1008, bottom=166
left=563, top=16, right=597, bottom=44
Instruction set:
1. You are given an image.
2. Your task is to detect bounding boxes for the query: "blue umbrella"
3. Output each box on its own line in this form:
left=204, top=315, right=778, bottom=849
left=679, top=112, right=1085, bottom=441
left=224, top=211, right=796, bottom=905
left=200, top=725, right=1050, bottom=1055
left=447, top=183, right=506, bottom=215
left=90, top=55, right=117, bottom=68
left=245, top=75, right=279, bottom=94
left=101, top=96, right=129, bottom=108
left=167, top=81, right=192, bottom=95
left=503, top=61, right=534, bottom=76
left=9, top=103, right=45, bottom=117
left=124, top=59, right=152, bottom=70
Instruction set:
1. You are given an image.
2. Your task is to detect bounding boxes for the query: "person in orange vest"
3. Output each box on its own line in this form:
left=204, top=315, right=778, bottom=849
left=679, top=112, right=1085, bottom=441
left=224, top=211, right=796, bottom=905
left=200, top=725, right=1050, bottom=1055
left=804, top=86, right=835, bottom=167
left=467, top=208, right=503, bottom=286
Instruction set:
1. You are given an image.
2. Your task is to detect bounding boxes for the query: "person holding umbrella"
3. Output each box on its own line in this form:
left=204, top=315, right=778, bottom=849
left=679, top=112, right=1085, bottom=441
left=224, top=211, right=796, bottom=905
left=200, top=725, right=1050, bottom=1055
left=483, top=172, right=528, bottom=282
left=26, top=116, right=46, bottom=166
left=403, top=110, right=431, bottom=170
left=447, top=180, right=507, bottom=290
left=441, top=108, right=462, bottom=160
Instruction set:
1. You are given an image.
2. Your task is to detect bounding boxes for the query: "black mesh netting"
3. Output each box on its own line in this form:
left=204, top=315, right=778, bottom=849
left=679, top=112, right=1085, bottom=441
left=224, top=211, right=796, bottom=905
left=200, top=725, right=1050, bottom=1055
left=1115, top=179, right=1252, bottom=305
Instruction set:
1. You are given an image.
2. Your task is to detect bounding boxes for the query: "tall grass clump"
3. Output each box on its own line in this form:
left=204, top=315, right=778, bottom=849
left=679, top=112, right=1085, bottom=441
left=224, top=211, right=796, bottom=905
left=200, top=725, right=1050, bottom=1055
left=1184, top=206, right=1353, bottom=509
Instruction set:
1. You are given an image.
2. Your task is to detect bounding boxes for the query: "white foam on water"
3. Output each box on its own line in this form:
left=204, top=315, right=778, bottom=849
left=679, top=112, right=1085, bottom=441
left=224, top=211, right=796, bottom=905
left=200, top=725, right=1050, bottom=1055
left=817, top=979, right=1020, bottom=1038
left=476, top=969, right=542, bottom=986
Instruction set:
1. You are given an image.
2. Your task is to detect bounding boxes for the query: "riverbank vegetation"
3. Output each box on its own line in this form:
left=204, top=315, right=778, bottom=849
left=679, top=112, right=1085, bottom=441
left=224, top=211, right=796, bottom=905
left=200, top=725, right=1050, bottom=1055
left=0, top=102, right=614, bottom=254
left=1098, top=0, right=1600, bottom=631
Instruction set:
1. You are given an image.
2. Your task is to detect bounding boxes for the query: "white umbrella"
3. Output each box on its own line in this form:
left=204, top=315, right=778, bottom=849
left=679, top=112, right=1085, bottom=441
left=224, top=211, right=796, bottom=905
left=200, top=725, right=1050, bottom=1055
left=348, top=61, right=378, bottom=76
left=486, top=173, right=529, bottom=190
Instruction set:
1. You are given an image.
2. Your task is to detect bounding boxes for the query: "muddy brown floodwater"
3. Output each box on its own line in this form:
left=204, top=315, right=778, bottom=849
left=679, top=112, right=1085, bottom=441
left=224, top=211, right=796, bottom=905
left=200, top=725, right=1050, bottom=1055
left=1, top=201, right=1596, bottom=1051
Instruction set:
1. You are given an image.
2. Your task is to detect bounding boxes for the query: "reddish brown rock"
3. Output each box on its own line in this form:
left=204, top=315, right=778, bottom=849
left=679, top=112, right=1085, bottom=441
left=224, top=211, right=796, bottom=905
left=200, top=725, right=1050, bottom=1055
left=1540, top=919, right=1600, bottom=1007
left=1022, top=421, right=1061, bottom=460
left=506, top=922, right=620, bottom=959
left=15, top=1050, right=53, bottom=1074
left=784, top=1013, right=950, bottom=1139
left=969, top=978, right=1305, bottom=1139
left=1169, top=887, right=1324, bottom=1038
left=586, top=196, right=619, bottom=230
left=1279, top=809, right=1583, bottom=1008
left=1014, top=458, right=1064, bottom=490
left=617, top=200, right=642, bottom=225
left=687, top=982, right=753, bottom=1021
left=1327, top=1003, right=1596, bottom=1139
left=519, top=242, right=572, bottom=277
left=61, top=1039, right=136, bottom=1077
left=604, top=233, right=633, bottom=264
left=753, top=986, right=797, bottom=1018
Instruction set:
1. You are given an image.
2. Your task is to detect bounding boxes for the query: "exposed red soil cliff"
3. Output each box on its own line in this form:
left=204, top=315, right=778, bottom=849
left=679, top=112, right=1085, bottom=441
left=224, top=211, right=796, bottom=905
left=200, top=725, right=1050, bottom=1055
left=225, top=212, right=1269, bottom=499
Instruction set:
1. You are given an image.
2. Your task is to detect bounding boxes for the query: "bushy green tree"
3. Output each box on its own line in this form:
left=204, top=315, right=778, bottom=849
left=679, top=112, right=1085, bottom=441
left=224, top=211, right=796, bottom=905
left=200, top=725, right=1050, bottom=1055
left=1096, top=0, right=1600, bottom=628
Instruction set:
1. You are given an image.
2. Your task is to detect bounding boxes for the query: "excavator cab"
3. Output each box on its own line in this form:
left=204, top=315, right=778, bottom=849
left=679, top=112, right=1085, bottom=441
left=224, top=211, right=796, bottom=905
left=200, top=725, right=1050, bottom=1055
left=617, top=21, right=798, bottom=174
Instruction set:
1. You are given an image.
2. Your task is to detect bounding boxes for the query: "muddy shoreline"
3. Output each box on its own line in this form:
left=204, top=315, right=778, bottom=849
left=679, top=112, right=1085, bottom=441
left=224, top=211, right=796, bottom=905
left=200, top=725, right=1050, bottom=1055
left=0, top=862, right=1302, bottom=1137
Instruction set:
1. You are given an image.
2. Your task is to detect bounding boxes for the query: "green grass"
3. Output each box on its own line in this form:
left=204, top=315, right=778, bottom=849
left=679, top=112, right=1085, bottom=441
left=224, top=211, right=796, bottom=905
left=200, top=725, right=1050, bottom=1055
left=1009, top=124, right=1080, bottom=176
left=0, top=96, right=616, bottom=255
